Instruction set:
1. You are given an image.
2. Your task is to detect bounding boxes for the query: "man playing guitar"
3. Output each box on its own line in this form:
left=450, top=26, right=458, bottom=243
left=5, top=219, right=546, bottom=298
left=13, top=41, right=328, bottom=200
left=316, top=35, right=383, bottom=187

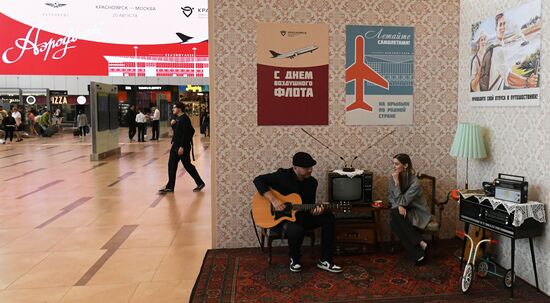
left=253, top=152, right=342, bottom=273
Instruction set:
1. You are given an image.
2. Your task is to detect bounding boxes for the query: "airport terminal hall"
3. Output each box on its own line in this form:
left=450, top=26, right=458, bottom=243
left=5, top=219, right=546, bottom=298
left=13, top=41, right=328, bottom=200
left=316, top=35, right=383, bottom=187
left=1, top=0, right=550, bottom=302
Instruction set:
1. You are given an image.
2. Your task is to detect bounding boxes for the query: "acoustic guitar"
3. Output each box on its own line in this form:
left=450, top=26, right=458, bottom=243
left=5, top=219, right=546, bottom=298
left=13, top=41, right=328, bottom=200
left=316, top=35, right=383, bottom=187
left=251, top=189, right=350, bottom=228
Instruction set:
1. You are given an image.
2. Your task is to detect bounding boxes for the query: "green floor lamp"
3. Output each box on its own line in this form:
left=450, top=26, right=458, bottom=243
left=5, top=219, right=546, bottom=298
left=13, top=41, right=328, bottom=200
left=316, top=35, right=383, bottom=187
left=450, top=122, right=487, bottom=190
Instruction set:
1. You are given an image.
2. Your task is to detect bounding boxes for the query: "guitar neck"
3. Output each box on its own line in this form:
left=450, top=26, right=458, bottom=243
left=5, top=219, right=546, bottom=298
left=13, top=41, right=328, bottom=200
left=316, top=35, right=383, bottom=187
left=293, top=203, right=338, bottom=211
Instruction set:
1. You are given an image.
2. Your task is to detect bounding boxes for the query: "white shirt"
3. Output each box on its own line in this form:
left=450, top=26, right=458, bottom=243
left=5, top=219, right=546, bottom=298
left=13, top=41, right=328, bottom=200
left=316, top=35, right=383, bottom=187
left=488, top=40, right=510, bottom=91
left=11, top=111, right=21, bottom=125
left=152, top=109, right=160, bottom=121
left=135, top=112, right=147, bottom=123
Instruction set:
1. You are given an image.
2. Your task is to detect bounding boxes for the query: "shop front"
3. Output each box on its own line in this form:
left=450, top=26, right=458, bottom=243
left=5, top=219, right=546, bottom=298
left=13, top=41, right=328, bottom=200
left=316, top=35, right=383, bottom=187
left=178, top=85, right=209, bottom=128
left=118, top=85, right=177, bottom=126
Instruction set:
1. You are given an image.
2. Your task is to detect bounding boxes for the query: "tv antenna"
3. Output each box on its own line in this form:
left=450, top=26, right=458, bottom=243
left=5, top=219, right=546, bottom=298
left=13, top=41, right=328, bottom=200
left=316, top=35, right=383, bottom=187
left=302, top=128, right=396, bottom=172
left=344, top=129, right=396, bottom=172
left=365, top=129, right=395, bottom=152
left=301, top=128, right=350, bottom=170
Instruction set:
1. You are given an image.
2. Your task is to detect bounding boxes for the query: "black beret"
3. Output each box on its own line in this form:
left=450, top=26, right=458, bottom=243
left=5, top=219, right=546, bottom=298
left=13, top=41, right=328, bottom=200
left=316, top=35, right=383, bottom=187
left=292, top=152, right=317, bottom=167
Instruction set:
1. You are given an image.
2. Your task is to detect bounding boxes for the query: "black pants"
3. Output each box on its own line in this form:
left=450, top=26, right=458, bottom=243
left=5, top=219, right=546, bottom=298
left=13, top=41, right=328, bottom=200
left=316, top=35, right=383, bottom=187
left=4, top=127, right=14, bottom=141
left=281, top=211, right=336, bottom=262
left=129, top=124, right=136, bottom=140
left=152, top=120, right=159, bottom=140
left=79, top=126, right=86, bottom=136
left=165, top=144, right=204, bottom=190
left=390, top=208, right=424, bottom=261
left=137, top=123, right=146, bottom=142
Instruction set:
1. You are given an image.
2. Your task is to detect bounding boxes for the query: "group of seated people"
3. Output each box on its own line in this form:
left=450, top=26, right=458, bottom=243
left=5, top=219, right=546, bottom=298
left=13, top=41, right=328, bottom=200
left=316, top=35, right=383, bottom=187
left=253, top=152, right=431, bottom=273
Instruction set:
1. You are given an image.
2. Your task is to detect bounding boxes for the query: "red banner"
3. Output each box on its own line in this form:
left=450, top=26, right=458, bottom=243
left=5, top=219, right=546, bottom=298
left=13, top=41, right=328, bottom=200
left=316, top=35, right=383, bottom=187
left=0, top=13, right=208, bottom=76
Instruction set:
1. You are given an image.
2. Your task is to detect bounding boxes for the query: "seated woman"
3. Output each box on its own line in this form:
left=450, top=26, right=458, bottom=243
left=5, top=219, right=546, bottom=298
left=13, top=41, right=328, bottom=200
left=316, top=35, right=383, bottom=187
left=388, top=153, right=431, bottom=265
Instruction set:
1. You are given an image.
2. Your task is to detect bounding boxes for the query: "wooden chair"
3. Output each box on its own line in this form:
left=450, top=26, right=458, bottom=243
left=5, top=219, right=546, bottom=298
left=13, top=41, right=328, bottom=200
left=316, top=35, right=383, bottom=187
left=251, top=210, right=316, bottom=264
left=416, top=173, right=451, bottom=245
left=389, top=173, right=450, bottom=250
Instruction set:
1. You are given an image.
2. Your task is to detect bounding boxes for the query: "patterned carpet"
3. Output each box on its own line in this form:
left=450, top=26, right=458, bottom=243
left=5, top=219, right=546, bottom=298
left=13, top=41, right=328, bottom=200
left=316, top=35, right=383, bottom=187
left=190, top=240, right=549, bottom=303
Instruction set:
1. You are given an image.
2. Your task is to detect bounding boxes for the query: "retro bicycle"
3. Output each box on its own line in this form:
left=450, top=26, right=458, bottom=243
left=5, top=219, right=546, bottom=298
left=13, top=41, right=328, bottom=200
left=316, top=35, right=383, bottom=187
left=457, top=230, right=514, bottom=293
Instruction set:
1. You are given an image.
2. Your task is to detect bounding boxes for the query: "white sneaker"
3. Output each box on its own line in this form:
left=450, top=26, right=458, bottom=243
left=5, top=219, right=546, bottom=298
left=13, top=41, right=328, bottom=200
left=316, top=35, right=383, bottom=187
left=290, top=258, right=302, bottom=272
left=317, top=260, right=343, bottom=273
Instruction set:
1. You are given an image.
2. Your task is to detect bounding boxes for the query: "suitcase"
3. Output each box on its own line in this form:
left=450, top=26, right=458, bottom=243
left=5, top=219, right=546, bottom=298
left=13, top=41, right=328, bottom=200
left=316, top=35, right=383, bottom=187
left=42, top=126, right=57, bottom=137
left=73, top=128, right=81, bottom=136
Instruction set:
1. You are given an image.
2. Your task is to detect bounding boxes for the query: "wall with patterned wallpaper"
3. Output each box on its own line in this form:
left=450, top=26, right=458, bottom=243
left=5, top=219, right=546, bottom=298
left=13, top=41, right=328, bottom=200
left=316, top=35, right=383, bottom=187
left=459, top=0, right=550, bottom=295
left=212, top=0, right=460, bottom=248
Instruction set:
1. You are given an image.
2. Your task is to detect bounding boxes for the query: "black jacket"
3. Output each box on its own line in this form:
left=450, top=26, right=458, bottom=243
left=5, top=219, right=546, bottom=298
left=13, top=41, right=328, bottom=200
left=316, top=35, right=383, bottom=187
left=126, top=109, right=136, bottom=126
left=171, top=114, right=194, bottom=149
left=2, top=116, right=16, bottom=128
left=253, top=168, right=317, bottom=204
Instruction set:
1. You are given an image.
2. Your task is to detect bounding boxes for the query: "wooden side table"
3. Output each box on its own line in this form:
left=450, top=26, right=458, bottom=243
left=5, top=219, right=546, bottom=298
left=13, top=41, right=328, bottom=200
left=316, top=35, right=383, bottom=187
left=334, top=205, right=388, bottom=254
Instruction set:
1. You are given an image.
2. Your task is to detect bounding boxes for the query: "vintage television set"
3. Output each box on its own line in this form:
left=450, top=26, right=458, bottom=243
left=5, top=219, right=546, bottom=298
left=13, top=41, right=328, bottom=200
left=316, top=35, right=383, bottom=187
left=327, top=170, right=373, bottom=205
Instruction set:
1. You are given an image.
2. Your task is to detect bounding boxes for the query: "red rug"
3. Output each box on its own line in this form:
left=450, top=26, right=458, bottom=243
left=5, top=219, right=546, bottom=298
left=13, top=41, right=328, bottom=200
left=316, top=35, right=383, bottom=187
left=190, top=240, right=548, bottom=302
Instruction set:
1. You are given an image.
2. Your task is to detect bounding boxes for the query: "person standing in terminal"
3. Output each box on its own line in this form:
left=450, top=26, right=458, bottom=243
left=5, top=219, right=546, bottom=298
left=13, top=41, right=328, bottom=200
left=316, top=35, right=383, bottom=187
left=135, top=108, right=147, bottom=142
left=151, top=106, right=160, bottom=140
left=2, top=113, right=16, bottom=143
left=159, top=102, right=205, bottom=194
left=53, top=108, right=62, bottom=127
left=11, top=107, right=23, bottom=142
left=76, top=110, right=88, bottom=137
left=388, top=153, right=431, bottom=265
left=126, top=105, right=137, bottom=141
left=0, top=106, right=7, bottom=127
left=253, top=152, right=342, bottom=273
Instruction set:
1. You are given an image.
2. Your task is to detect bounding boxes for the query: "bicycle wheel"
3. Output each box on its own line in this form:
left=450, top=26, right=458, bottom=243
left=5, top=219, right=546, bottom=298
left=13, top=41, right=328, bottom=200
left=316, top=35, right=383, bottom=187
left=504, top=270, right=515, bottom=288
left=461, top=263, right=473, bottom=293
left=477, top=261, right=488, bottom=278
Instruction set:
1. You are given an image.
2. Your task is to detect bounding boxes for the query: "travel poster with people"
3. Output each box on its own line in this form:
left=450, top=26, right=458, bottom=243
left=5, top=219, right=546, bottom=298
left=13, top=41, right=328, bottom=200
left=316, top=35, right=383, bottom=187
left=257, top=23, right=328, bottom=125
left=345, top=25, right=414, bottom=125
left=469, top=0, right=541, bottom=107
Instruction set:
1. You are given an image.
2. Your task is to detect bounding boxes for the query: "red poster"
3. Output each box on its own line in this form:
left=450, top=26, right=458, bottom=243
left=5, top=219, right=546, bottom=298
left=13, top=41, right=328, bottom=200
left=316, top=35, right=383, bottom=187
left=257, top=23, right=328, bottom=125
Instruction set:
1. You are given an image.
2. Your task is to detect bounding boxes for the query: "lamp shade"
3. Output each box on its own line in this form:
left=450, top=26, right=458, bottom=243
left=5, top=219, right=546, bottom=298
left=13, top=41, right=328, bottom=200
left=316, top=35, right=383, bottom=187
left=449, top=122, right=487, bottom=159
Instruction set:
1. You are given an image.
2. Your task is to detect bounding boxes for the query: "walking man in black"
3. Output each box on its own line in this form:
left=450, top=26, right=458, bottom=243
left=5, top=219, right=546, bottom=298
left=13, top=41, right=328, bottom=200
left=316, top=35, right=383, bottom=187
left=159, top=102, right=205, bottom=194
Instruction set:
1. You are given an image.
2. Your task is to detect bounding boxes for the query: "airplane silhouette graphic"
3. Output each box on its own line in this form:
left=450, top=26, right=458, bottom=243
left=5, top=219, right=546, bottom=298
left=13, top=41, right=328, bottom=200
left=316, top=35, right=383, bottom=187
left=345, top=35, right=389, bottom=112
left=269, top=45, right=318, bottom=59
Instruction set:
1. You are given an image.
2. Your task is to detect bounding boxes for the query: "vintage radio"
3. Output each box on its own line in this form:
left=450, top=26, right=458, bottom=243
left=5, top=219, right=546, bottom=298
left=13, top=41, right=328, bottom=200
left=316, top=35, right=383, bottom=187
left=494, top=173, right=528, bottom=204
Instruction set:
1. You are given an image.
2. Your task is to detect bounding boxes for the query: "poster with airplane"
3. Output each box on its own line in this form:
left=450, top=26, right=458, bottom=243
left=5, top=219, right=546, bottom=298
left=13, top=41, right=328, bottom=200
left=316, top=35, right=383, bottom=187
left=0, top=0, right=208, bottom=76
left=345, top=25, right=414, bottom=125
left=257, top=23, right=328, bottom=125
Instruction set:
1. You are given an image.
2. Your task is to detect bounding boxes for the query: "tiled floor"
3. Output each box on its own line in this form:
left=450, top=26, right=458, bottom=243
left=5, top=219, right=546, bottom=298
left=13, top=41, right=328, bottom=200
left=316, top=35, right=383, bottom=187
left=0, top=129, right=211, bottom=302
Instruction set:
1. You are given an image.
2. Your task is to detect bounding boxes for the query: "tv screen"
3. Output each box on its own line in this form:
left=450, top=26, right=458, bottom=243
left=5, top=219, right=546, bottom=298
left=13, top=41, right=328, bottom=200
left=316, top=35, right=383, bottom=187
left=332, top=177, right=362, bottom=201
left=109, top=93, right=119, bottom=130
left=97, top=93, right=110, bottom=131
